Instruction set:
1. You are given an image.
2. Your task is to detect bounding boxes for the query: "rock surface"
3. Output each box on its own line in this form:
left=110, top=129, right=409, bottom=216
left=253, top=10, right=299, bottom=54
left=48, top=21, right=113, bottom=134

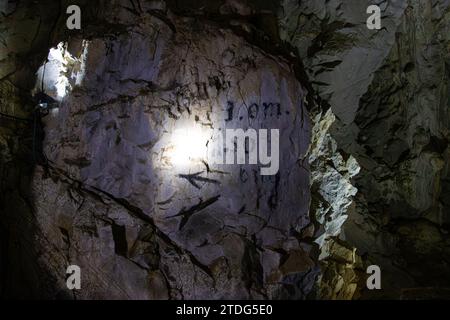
left=1, top=0, right=316, bottom=299
left=281, top=0, right=450, bottom=298
left=1, top=0, right=450, bottom=300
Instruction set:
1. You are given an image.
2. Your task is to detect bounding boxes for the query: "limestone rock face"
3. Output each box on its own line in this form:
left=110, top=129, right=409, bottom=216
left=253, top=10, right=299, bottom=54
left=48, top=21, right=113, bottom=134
left=281, top=0, right=450, bottom=298
left=2, top=0, right=450, bottom=300
left=1, top=2, right=315, bottom=299
left=345, top=1, right=450, bottom=297
left=279, top=0, right=407, bottom=124
left=309, top=109, right=360, bottom=247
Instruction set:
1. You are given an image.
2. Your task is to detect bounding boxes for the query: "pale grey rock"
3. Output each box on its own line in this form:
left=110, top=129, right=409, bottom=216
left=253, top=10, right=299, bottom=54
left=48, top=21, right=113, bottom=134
left=2, top=2, right=316, bottom=299
left=279, top=0, right=407, bottom=124
left=282, top=0, right=450, bottom=298
left=2, top=0, right=450, bottom=300
left=309, top=109, right=360, bottom=247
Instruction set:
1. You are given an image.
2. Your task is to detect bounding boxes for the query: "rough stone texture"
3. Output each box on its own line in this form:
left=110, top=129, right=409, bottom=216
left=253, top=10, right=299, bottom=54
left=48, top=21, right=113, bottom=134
left=308, top=108, right=362, bottom=300
left=281, top=0, right=450, bottom=298
left=279, top=0, right=407, bottom=124
left=0, top=0, right=64, bottom=298
left=39, top=11, right=314, bottom=299
left=2, top=0, right=450, bottom=300
left=345, top=1, right=450, bottom=298
left=316, top=239, right=365, bottom=300
left=1, top=0, right=316, bottom=299
left=309, top=108, right=360, bottom=247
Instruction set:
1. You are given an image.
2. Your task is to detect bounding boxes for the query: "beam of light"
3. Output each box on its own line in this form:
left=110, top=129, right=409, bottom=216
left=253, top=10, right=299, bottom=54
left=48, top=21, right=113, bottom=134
left=48, top=44, right=69, bottom=99
left=34, top=40, right=89, bottom=101
left=167, top=126, right=210, bottom=169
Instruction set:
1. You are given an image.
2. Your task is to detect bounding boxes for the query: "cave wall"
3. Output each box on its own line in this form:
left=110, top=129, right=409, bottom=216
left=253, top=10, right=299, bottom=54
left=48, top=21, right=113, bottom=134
left=1, top=0, right=68, bottom=298
left=1, top=0, right=317, bottom=299
left=1, top=0, right=450, bottom=300
left=281, top=0, right=450, bottom=298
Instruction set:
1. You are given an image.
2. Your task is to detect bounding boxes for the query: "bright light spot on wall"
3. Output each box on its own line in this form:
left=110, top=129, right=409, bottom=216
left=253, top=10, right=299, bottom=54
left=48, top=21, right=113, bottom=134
left=48, top=45, right=71, bottom=99
left=167, top=126, right=210, bottom=168
left=34, top=40, right=89, bottom=101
